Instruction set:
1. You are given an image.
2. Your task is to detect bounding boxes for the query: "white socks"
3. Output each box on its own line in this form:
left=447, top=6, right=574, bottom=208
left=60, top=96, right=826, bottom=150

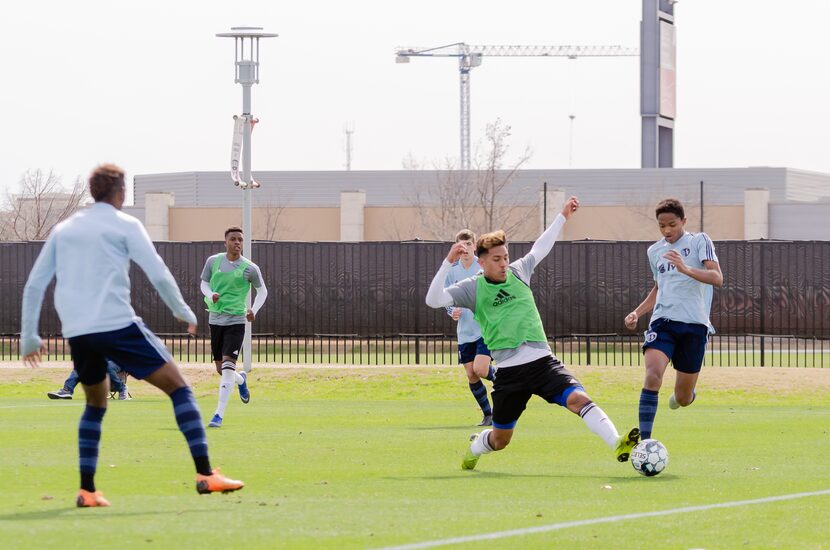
left=470, top=428, right=495, bottom=457
left=215, top=361, right=241, bottom=417
left=579, top=403, right=620, bottom=449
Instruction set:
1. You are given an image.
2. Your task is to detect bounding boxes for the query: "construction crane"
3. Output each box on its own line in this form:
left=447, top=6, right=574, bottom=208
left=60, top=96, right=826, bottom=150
left=395, top=43, right=639, bottom=169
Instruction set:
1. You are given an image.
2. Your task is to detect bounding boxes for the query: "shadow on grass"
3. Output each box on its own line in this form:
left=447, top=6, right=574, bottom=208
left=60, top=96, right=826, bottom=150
left=0, top=507, right=218, bottom=521
left=385, top=471, right=680, bottom=481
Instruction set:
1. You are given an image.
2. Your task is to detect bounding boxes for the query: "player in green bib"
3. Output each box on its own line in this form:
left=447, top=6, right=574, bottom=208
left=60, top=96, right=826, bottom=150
left=426, top=196, right=640, bottom=470
left=200, top=226, right=268, bottom=428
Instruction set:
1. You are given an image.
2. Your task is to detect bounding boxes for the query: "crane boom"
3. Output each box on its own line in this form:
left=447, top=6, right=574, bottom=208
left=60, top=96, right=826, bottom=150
left=396, top=42, right=638, bottom=169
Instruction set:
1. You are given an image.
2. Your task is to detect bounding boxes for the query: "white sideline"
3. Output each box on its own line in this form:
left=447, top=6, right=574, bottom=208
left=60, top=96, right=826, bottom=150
left=379, top=489, right=830, bottom=550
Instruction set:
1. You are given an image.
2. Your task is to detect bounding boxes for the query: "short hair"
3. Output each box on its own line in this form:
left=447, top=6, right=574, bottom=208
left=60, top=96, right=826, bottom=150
left=655, top=198, right=685, bottom=220
left=224, top=226, right=243, bottom=238
left=455, top=229, right=476, bottom=243
left=89, top=164, right=125, bottom=202
left=476, top=230, right=507, bottom=257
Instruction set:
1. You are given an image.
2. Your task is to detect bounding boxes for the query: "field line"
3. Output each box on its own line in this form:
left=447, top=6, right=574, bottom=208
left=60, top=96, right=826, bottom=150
left=380, top=489, right=830, bottom=549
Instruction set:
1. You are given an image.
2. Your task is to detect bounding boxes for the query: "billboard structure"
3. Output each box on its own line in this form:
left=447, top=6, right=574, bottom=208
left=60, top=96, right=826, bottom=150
left=641, top=0, right=677, bottom=168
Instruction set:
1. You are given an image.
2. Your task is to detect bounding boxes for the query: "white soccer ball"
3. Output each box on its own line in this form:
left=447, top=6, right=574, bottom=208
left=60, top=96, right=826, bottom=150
left=631, top=439, right=668, bottom=477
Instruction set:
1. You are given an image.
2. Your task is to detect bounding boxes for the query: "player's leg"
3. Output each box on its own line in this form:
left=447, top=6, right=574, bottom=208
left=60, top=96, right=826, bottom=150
left=471, top=339, right=495, bottom=382
left=211, top=325, right=247, bottom=427
left=68, top=337, right=111, bottom=507
left=640, top=320, right=675, bottom=439
left=462, top=365, right=529, bottom=470
left=459, top=341, right=491, bottom=425
left=668, top=323, right=707, bottom=409
left=103, top=322, right=244, bottom=494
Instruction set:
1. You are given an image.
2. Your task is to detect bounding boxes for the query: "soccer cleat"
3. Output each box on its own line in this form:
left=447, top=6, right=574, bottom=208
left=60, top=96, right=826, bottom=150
left=207, top=414, right=223, bottom=428
left=117, top=387, right=132, bottom=401
left=461, top=434, right=480, bottom=470
left=238, top=371, right=250, bottom=404
left=47, top=388, right=73, bottom=400
left=615, top=427, right=641, bottom=463
left=477, top=414, right=493, bottom=427
left=76, top=489, right=110, bottom=507
left=196, top=468, right=245, bottom=494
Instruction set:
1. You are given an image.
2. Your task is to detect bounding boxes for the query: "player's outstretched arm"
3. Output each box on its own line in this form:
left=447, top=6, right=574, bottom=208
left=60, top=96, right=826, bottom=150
left=624, top=283, right=658, bottom=330
left=126, top=220, right=197, bottom=326
left=527, top=196, right=579, bottom=264
left=20, top=234, right=58, bottom=364
left=425, top=243, right=466, bottom=308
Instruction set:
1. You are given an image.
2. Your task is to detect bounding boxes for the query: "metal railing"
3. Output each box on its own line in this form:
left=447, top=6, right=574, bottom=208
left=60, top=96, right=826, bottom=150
left=4, top=333, right=828, bottom=368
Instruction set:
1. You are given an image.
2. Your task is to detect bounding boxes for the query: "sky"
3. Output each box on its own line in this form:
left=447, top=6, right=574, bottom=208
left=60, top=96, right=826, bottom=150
left=1, top=0, right=828, bottom=203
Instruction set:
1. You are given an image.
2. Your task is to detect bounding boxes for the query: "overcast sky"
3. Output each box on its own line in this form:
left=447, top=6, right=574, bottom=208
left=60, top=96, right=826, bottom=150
left=1, top=0, right=828, bottom=202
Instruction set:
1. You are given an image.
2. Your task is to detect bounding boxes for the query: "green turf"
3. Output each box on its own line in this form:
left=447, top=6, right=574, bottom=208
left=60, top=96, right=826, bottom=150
left=1, top=367, right=829, bottom=549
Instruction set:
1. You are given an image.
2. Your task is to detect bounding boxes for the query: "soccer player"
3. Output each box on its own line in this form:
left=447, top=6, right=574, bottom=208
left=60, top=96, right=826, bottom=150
left=200, top=226, right=268, bottom=428
left=47, top=359, right=131, bottom=401
left=444, top=229, right=496, bottom=426
left=21, top=164, right=244, bottom=507
left=624, top=198, right=723, bottom=440
left=426, top=197, right=640, bottom=470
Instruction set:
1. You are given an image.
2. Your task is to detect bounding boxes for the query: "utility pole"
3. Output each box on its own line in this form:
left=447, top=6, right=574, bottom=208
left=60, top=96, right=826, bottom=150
left=345, top=123, right=354, bottom=171
left=216, top=26, right=278, bottom=373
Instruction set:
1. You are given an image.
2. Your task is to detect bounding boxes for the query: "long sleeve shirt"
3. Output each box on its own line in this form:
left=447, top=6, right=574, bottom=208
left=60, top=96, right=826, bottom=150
left=20, top=202, right=196, bottom=355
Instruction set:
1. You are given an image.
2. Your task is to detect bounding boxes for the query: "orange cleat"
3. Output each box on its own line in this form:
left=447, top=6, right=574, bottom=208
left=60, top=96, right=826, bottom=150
left=76, top=489, right=110, bottom=507
left=195, top=468, right=245, bottom=494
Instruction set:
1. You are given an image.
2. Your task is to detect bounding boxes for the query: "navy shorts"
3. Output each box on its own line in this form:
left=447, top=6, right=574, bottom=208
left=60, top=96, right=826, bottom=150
left=210, top=323, right=246, bottom=362
left=643, top=318, right=709, bottom=374
left=458, top=337, right=491, bottom=364
left=68, top=321, right=173, bottom=385
left=490, top=355, right=584, bottom=430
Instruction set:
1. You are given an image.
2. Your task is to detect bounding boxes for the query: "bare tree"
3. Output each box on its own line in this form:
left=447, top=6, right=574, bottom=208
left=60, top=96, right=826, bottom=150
left=1, top=169, right=89, bottom=241
left=258, top=195, right=291, bottom=241
left=404, top=118, right=533, bottom=239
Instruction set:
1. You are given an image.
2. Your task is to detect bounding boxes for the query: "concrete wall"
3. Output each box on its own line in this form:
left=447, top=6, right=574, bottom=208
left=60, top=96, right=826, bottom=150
left=770, top=201, right=830, bottom=240
left=166, top=204, right=746, bottom=242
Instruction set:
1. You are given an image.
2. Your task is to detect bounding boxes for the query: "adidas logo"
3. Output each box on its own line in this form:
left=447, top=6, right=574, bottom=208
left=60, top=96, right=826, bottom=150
left=492, top=289, right=516, bottom=307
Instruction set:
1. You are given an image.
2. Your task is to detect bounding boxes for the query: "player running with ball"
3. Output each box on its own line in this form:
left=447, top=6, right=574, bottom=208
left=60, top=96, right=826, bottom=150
left=426, top=196, right=640, bottom=470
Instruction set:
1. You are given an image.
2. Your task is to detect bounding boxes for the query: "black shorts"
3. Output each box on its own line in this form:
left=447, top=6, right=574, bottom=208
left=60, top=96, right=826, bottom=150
left=458, top=337, right=491, bottom=364
left=491, top=355, right=584, bottom=430
left=209, top=324, right=245, bottom=362
left=68, top=321, right=172, bottom=385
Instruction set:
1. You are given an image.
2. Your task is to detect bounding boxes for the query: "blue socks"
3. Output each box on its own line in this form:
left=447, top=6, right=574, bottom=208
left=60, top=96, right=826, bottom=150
left=170, top=386, right=212, bottom=475
left=485, top=365, right=496, bottom=382
left=79, top=405, right=106, bottom=492
left=469, top=381, right=492, bottom=416
left=639, top=388, right=660, bottom=439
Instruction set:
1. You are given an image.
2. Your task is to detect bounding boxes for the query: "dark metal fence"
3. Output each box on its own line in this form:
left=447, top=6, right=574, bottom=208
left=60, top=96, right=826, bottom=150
left=1, top=240, right=828, bottom=366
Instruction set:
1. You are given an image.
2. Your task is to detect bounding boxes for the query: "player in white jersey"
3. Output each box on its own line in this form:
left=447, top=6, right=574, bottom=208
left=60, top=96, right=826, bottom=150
left=444, top=229, right=495, bottom=426
left=21, top=164, right=243, bottom=507
left=624, top=198, right=723, bottom=440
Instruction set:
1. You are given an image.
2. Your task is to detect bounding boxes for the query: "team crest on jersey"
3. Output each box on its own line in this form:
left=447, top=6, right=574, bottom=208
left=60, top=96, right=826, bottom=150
left=681, top=248, right=691, bottom=256
left=644, top=330, right=657, bottom=343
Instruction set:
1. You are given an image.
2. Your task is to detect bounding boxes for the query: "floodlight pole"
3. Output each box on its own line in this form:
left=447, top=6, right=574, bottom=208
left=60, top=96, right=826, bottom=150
left=217, top=26, right=277, bottom=372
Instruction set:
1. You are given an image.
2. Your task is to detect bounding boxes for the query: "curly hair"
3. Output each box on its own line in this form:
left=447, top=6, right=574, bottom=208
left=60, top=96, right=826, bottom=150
left=89, top=164, right=125, bottom=202
left=476, top=230, right=507, bottom=257
left=655, top=198, right=685, bottom=220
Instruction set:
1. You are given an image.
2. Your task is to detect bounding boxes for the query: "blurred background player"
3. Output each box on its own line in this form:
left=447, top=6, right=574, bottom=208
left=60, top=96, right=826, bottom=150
left=444, top=229, right=495, bottom=426
left=624, top=198, right=723, bottom=440
left=48, top=359, right=131, bottom=400
left=427, top=197, right=640, bottom=470
left=21, top=163, right=243, bottom=507
left=200, top=226, right=268, bottom=428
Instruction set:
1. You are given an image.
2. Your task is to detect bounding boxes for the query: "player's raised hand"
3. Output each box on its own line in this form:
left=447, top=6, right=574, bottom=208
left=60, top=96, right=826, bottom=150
left=446, top=242, right=468, bottom=263
left=624, top=311, right=639, bottom=330
left=561, top=196, right=580, bottom=219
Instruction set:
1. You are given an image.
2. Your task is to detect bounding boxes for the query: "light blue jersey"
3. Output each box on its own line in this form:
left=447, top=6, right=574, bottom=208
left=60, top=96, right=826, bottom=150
left=647, top=232, right=719, bottom=333
left=445, top=258, right=483, bottom=344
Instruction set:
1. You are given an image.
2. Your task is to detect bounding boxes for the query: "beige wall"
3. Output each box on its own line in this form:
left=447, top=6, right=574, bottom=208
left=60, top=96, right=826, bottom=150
left=167, top=205, right=746, bottom=242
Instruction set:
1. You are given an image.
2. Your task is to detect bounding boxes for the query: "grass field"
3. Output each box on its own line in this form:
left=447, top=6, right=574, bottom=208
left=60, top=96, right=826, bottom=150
left=2, top=364, right=830, bottom=549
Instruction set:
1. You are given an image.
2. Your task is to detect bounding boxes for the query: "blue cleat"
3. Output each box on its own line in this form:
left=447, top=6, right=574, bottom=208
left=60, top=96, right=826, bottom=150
left=208, top=414, right=223, bottom=428
left=238, top=371, right=250, bottom=404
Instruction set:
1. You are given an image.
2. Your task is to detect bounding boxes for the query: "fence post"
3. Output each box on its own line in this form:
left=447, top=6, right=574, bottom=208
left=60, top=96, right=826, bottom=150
left=415, top=335, right=420, bottom=365
left=760, top=335, right=765, bottom=367
left=585, top=335, right=591, bottom=366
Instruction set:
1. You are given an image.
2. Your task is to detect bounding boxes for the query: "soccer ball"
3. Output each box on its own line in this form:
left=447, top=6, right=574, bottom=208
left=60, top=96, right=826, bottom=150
left=631, top=439, right=668, bottom=477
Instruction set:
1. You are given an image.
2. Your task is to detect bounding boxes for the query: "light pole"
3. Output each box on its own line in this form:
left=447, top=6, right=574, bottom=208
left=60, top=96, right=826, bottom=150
left=216, top=26, right=277, bottom=372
